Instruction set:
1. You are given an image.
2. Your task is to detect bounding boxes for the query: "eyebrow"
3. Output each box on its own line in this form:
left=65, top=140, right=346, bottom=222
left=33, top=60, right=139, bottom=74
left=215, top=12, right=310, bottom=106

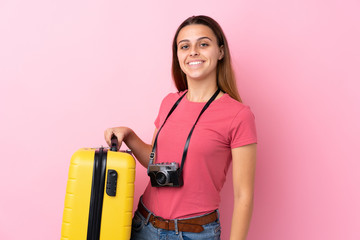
left=177, top=37, right=213, bottom=46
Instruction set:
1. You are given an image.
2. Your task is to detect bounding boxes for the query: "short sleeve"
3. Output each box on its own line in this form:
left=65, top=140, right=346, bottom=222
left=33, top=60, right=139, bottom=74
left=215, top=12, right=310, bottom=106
left=154, top=114, right=161, bottom=129
left=229, top=107, right=257, bottom=148
left=154, top=93, right=177, bottom=129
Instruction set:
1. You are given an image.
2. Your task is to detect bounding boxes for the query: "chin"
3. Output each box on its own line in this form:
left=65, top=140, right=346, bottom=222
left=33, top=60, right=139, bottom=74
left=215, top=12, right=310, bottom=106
left=186, top=71, right=214, bottom=81
left=187, top=75, right=211, bottom=82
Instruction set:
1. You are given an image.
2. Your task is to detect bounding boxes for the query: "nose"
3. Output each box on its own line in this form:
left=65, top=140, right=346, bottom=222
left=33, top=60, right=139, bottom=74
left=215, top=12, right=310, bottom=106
left=190, top=45, right=199, bottom=56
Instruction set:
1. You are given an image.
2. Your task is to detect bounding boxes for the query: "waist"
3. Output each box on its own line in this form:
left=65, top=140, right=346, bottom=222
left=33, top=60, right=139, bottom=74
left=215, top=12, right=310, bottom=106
left=142, top=185, right=221, bottom=219
left=137, top=199, right=218, bottom=233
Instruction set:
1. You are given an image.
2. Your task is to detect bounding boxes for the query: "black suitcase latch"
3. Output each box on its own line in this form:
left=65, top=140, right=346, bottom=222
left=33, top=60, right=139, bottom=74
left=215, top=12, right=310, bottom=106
left=106, top=169, right=118, bottom=197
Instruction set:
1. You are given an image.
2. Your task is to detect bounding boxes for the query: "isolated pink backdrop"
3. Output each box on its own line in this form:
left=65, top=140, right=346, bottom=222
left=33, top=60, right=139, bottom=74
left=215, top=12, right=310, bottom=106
left=1, top=0, right=359, bottom=239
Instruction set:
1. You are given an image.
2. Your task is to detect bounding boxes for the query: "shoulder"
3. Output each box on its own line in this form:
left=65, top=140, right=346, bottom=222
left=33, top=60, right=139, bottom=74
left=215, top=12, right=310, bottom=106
left=157, top=91, right=185, bottom=113
left=160, top=91, right=184, bottom=106
left=161, top=91, right=184, bottom=104
left=217, top=94, right=255, bottom=118
left=218, top=95, right=257, bottom=146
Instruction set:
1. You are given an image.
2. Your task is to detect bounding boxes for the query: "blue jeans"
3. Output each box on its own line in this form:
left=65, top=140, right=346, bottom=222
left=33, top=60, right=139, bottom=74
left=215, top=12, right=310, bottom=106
left=130, top=210, right=221, bottom=240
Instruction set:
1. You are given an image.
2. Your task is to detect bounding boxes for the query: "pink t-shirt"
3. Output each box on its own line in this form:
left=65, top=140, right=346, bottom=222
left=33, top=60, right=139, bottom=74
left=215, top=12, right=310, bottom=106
left=142, top=92, right=257, bottom=219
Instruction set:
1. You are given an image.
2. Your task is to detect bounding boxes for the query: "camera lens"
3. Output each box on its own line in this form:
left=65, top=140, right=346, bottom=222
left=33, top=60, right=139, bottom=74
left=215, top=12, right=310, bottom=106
left=155, top=171, right=168, bottom=186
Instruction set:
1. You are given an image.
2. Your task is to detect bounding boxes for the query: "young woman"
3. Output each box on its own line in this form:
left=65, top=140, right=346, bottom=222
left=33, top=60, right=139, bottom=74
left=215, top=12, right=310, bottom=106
left=104, top=15, right=257, bottom=240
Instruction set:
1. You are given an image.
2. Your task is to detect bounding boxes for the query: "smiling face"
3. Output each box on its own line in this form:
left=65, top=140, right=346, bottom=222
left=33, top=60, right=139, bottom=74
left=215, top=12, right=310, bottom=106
left=176, top=24, right=224, bottom=84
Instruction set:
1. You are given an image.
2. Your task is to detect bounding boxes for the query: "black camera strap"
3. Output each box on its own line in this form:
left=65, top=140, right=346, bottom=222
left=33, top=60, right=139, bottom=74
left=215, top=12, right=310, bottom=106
left=148, top=88, right=221, bottom=175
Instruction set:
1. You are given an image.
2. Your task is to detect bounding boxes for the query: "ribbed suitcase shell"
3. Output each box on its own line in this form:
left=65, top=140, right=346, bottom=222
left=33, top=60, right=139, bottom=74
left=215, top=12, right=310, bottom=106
left=61, top=148, right=136, bottom=240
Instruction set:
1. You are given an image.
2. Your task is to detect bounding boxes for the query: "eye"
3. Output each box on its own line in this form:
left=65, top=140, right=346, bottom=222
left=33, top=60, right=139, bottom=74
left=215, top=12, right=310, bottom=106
left=200, top=43, right=209, bottom=47
left=180, top=44, right=189, bottom=50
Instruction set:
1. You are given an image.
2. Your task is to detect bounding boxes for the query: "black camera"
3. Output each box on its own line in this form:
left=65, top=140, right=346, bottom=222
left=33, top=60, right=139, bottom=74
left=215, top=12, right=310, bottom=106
left=148, top=162, right=183, bottom=187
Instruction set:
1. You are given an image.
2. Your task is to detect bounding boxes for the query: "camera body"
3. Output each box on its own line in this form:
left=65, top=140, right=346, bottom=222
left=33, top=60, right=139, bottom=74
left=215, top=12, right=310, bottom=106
left=148, top=162, right=183, bottom=187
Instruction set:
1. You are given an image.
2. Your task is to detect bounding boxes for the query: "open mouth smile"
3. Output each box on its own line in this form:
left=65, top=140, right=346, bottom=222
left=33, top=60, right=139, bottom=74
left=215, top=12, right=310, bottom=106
left=187, top=60, right=205, bottom=66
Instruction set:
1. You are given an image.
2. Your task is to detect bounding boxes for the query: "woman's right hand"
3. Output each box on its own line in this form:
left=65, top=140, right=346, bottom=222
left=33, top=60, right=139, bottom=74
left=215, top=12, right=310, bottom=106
left=104, top=126, right=156, bottom=168
left=104, top=127, right=131, bottom=150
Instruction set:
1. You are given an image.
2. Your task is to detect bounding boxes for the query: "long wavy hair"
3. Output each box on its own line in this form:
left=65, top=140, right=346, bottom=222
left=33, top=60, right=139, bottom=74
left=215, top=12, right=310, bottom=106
left=171, top=15, right=242, bottom=102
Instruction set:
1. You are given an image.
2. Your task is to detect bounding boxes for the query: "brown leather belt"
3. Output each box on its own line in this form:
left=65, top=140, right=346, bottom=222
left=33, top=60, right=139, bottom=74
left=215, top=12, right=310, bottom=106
left=137, top=200, right=218, bottom=233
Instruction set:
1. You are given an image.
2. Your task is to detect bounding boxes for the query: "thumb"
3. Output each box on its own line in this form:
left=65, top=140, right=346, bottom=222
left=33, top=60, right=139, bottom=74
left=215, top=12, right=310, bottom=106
left=104, top=129, right=113, bottom=146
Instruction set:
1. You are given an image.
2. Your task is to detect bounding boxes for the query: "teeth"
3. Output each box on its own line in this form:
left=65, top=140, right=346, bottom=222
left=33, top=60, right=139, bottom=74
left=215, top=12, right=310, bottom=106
left=188, top=61, right=203, bottom=66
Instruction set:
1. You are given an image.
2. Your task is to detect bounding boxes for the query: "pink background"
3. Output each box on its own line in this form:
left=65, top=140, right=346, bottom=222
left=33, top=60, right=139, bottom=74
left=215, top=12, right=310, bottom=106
left=1, top=0, right=359, bottom=239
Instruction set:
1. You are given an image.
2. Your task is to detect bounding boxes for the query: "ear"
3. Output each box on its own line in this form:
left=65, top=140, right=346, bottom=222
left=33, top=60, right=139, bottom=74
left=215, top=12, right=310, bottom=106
left=218, top=45, right=224, bottom=60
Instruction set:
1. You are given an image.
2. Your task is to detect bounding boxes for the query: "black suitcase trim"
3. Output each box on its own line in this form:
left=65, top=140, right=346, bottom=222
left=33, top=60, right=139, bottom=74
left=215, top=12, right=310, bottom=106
left=87, top=147, right=107, bottom=240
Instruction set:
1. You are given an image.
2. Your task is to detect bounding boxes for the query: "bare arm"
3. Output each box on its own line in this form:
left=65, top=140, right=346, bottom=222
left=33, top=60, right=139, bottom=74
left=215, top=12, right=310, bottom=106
left=230, top=143, right=257, bottom=240
left=104, top=127, right=158, bottom=168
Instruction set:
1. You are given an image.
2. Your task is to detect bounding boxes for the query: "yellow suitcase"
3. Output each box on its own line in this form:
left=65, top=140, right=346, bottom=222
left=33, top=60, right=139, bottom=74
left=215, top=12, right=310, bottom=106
left=61, top=138, right=135, bottom=240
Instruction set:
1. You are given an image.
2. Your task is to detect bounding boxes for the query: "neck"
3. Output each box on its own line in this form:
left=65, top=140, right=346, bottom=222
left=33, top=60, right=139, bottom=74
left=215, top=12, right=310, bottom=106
left=186, top=81, right=219, bottom=102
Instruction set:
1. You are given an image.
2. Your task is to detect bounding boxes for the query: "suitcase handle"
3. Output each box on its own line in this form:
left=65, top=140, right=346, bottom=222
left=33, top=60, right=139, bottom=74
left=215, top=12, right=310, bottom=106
left=110, top=134, right=119, bottom=151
